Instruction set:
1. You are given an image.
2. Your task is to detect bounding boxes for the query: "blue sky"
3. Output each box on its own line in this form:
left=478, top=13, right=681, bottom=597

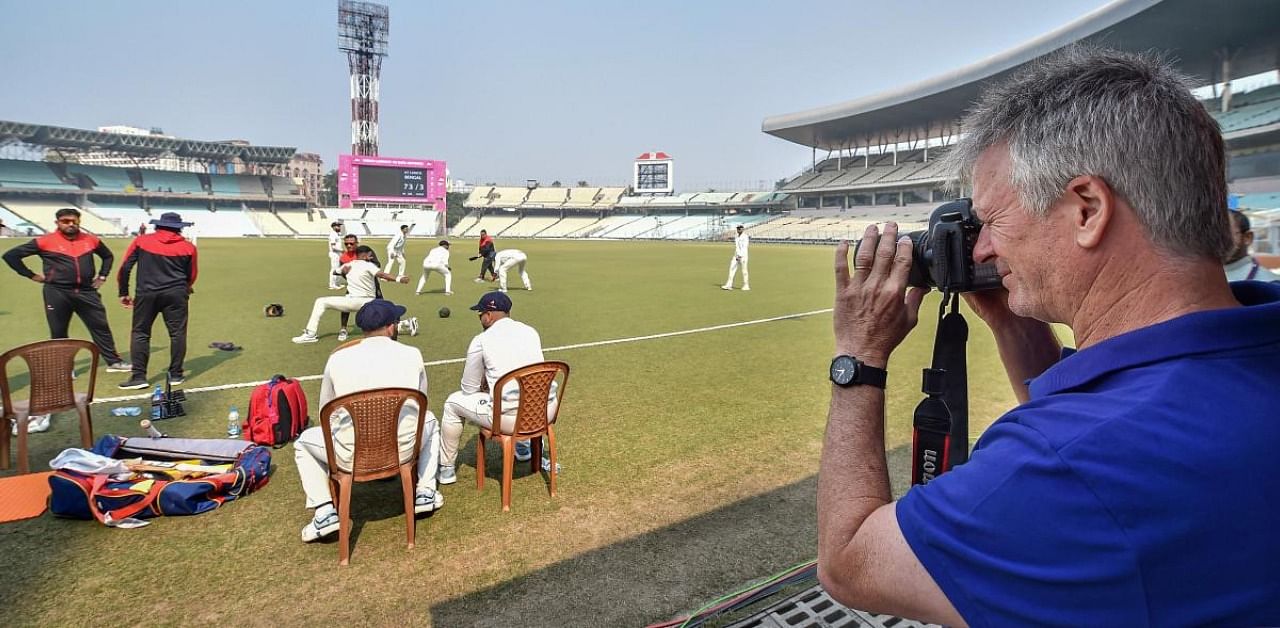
left=0, top=0, right=1110, bottom=191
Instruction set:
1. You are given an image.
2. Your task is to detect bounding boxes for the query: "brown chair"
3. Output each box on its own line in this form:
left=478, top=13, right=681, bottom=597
left=476, top=361, right=569, bottom=512
left=318, top=387, right=428, bottom=566
left=0, top=339, right=99, bottom=474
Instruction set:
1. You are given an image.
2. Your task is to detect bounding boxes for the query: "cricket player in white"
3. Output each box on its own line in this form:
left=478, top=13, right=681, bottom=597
left=417, top=239, right=453, bottom=295
left=326, top=222, right=344, bottom=290
left=385, top=224, right=409, bottom=276
left=722, top=225, right=750, bottom=291
left=294, top=245, right=410, bottom=343
left=494, top=249, right=532, bottom=292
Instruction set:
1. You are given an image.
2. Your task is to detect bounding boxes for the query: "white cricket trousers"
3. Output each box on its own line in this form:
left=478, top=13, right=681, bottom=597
left=725, top=256, right=749, bottom=288
left=417, top=262, right=452, bottom=294
left=293, top=412, right=441, bottom=508
left=305, top=296, right=373, bottom=335
left=328, top=253, right=342, bottom=289
left=384, top=250, right=407, bottom=277
left=439, top=387, right=559, bottom=468
left=497, top=255, right=531, bottom=291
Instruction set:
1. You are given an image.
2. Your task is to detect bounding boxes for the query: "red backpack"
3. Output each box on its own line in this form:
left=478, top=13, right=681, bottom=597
left=244, top=375, right=309, bottom=447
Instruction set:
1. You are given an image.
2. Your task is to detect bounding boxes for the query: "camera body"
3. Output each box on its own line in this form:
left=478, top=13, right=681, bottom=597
left=906, top=198, right=1001, bottom=293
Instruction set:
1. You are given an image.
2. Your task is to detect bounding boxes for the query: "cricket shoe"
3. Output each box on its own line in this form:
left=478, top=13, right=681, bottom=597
left=105, top=361, right=132, bottom=373
left=10, top=414, right=51, bottom=436
left=118, top=378, right=149, bottom=390
left=301, top=509, right=340, bottom=542
left=414, top=489, right=444, bottom=514
left=721, top=285, right=732, bottom=290
left=438, top=465, right=457, bottom=485
left=292, top=331, right=319, bottom=344
left=397, top=317, right=420, bottom=337
left=337, top=328, right=349, bottom=342
left=515, top=441, right=532, bottom=462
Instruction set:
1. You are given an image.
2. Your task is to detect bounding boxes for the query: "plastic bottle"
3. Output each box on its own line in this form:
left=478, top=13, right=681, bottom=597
left=151, top=386, right=164, bottom=419
left=226, top=406, right=241, bottom=438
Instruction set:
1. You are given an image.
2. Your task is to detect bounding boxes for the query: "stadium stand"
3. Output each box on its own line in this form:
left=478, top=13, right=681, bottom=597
left=64, top=163, right=137, bottom=192
left=152, top=205, right=261, bottom=237
left=500, top=215, right=562, bottom=237
left=653, top=215, right=719, bottom=240
left=584, top=214, right=646, bottom=238
left=537, top=215, right=600, bottom=237
left=524, top=187, right=569, bottom=207
left=462, top=212, right=521, bottom=237
left=450, top=213, right=481, bottom=237
left=593, top=187, right=626, bottom=209
left=140, top=169, right=204, bottom=194
left=463, top=186, right=494, bottom=208
left=0, top=159, right=78, bottom=190
left=563, top=187, right=600, bottom=209
left=83, top=201, right=150, bottom=226
left=1, top=198, right=119, bottom=235
left=267, top=176, right=305, bottom=200
left=0, top=204, right=43, bottom=235
left=277, top=210, right=331, bottom=235
left=487, top=187, right=528, bottom=209
left=1239, top=192, right=1280, bottom=210
left=246, top=208, right=296, bottom=236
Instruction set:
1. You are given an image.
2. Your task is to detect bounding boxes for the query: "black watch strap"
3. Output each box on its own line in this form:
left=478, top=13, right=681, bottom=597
left=830, top=355, right=888, bottom=389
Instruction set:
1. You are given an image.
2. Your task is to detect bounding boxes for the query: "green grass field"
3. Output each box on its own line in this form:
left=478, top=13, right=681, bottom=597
left=0, top=236, right=1024, bottom=626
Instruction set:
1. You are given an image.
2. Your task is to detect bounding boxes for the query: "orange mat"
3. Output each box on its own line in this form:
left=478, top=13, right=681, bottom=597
left=0, top=471, right=53, bottom=523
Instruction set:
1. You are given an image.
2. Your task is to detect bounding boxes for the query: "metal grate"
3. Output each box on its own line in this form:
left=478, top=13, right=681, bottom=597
left=726, top=585, right=938, bottom=628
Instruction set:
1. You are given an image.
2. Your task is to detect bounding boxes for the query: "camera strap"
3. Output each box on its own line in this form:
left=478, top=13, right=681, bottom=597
left=911, top=292, right=971, bottom=485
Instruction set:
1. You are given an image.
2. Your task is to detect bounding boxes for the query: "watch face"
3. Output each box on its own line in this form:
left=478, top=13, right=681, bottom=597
left=830, top=355, right=859, bottom=386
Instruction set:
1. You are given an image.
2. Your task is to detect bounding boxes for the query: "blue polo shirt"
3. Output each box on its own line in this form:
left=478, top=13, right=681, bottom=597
left=897, top=281, right=1280, bottom=627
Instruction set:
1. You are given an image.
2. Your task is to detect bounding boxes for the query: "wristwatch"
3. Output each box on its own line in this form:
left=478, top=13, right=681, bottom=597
left=829, top=355, right=888, bottom=389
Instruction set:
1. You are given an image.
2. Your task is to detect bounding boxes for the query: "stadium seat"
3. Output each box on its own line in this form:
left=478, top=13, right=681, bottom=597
left=0, top=159, right=78, bottom=190
left=537, top=215, right=600, bottom=237
left=140, top=169, right=204, bottom=195
left=0, top=199, right=118, bottom=236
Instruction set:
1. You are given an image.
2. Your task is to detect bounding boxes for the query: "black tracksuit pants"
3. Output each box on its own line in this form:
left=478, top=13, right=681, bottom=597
left=130, top=287, right=189, bottom=380
left=43, top=285, right=122, bottom=364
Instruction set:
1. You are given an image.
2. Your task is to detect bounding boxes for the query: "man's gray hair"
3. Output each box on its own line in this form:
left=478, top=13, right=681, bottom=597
left=944, top=46, right=1231, bottom=261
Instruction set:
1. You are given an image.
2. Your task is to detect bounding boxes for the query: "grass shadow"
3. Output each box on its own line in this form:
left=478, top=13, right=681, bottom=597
left=182, top=348, right=243, bottom=380
left=429, top=444, right=914, bottom=627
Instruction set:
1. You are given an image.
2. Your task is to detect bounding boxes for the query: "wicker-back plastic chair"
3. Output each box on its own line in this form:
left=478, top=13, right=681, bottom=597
left=0, top=339, right=99, bottom=474
left=476, top=361, right=569, bottom=511
left=319, top=387, right=428, bottom=566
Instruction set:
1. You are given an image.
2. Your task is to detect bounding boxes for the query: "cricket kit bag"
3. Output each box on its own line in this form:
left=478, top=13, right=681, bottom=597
left=244, top=375, right=309, bottom=447
left=48, top=435, right=271, bottom=526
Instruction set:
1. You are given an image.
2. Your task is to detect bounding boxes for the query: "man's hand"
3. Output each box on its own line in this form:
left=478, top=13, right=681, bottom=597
left=120, top=296, right=134, bottom=309
left=29, top=273, right=45, bottom=283
left=92, top=276, right=106, bottom=289
left=833, top=223, right=928, bottom=365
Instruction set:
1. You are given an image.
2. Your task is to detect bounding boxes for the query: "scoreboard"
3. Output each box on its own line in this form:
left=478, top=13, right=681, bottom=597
left=337, top=154, right=446, bottom=210
left=357, top=165, right=427, bottom=198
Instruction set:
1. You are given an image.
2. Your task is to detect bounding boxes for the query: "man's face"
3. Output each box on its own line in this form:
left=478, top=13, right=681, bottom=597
left=1228, top=218, right=1253, bottom=263
left=970, top=145, right=1064, bottom=321
left=56, top=215, right=81, bottom=237
left=344, top=237, right=358, bottom=251
left=357, top=250, right=373, bottom=262
left=332, top=224, right=342, bottom=232
left=477, top=309, right=496, bottom=330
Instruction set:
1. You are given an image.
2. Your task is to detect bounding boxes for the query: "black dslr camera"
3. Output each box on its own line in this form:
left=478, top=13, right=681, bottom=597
left=905, top=198, right=1001, bottom=293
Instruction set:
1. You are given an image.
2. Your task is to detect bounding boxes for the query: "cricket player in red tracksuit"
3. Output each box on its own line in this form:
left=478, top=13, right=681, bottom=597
left=115, top=212, right=197, bottom=390
left=2, top=207, right=130, bottom=371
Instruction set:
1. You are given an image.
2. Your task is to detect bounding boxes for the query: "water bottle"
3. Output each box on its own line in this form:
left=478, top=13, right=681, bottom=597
left=227, top=406, right=241, bottom=438
left=151, top=386, right=164, bottom=419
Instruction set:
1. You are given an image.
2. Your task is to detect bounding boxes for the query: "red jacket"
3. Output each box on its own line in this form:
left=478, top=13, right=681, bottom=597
left=117, top=229, right=198, bottom=296
left=3, top=231, right=114, bottom=291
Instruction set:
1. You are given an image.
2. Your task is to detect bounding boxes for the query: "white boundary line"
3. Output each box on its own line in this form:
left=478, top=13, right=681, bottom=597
left=91, top=307, right=834, bottom=405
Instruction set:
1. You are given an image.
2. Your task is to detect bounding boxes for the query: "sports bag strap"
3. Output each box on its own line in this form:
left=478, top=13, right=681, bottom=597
left=87, top=474, right=164, bottom=525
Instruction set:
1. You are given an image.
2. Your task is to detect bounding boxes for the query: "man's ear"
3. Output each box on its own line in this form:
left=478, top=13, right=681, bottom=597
left=1064, top=175, right=1114, bottom=249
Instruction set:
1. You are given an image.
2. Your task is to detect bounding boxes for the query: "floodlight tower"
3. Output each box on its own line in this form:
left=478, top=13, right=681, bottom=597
left=337, top=0, right=389, bottom=156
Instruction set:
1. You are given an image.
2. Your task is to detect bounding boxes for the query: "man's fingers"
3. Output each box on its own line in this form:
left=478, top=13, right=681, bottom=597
left=853, top=224, right=878, bottom=279
left=834, top=240, right=851, bottom=289
left=887, top=235, right=914, bottom=289
left=870, top=222, right=899, bottom=279
left=904, top=286, right=929, bottom=327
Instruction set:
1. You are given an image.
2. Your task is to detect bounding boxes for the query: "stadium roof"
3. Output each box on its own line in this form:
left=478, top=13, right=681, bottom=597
left=762, top=0, right=1280, bottom=149
left=0, top=120, right=296, bottom=163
